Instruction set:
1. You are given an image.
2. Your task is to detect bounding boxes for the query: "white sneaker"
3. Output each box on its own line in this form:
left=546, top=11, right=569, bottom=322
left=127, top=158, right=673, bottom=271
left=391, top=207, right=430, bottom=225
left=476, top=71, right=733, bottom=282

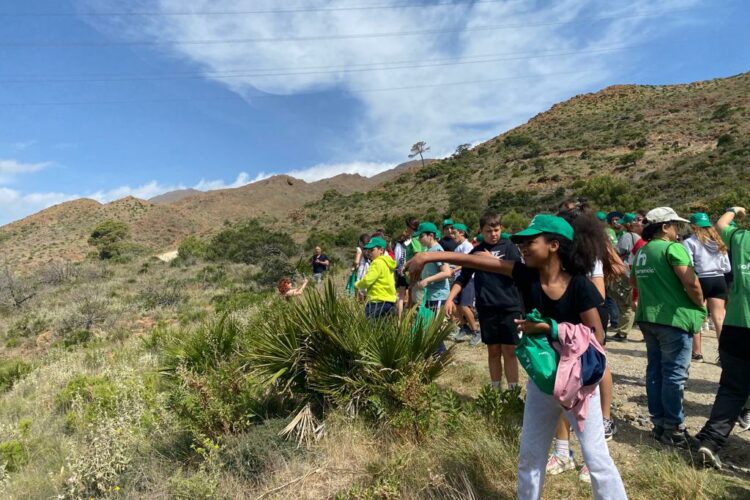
left=579, top=464, right=591, bottom=483
left=546, top=453, right=576, bottom=475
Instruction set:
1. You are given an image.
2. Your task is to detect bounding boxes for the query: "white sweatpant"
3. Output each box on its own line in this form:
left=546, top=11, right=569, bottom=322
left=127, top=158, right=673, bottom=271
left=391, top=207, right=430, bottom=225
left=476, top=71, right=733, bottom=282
left=517, top=381, right=627, bottom=500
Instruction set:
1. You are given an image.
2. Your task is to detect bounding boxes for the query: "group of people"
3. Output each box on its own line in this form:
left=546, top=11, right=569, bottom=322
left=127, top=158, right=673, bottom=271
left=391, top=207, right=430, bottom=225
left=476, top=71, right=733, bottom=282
left=335, top=202, right=749, bottom=499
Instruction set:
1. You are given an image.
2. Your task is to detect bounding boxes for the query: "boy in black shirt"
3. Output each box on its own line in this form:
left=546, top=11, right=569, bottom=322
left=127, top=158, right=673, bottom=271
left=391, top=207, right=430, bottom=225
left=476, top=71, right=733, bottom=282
left=448, top=211, right=523, bottom=390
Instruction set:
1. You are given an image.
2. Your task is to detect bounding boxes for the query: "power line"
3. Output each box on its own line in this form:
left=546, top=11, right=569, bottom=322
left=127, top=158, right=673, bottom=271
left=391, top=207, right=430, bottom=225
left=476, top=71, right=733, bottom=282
left=0, top=8, right=691, bottom=47
left=1, top=0, right=512, bottom=17
left=0, top=45, right=636, bottom=83
left=0, top=69, right=581, bottom=106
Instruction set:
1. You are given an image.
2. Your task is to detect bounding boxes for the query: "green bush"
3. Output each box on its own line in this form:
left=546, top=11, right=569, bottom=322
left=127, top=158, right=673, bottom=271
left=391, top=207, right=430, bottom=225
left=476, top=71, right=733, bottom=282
left=55, top=375, right=119, bottom=431
left=211, top=289, right=269, bottom=313
left=88, top=220, right=131, bottom=260
left=577, top=175, right=642, bottom=210
left=207, top=219, right=297, bottom=265
left=138, top=280, right=186, bottom=309
left=60, top=328, right=93, bottom=348
left=247, top=282, right=454, bottom=435
left=0, top=358, right=32, bottom=392
left=176, top=235, right=208, bottom=265
left=160, top=317, right=287, bottom=438
left=0, top=440, right=29, bottom=472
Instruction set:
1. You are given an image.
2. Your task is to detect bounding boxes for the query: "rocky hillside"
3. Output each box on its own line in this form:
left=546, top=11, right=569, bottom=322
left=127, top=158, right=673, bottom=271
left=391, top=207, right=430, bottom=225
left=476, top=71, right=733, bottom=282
left=0, top=167, right=421, bottom=269
left=1, top=71, right=747, bottom=269
left=300, top=71, right=749, bottom=236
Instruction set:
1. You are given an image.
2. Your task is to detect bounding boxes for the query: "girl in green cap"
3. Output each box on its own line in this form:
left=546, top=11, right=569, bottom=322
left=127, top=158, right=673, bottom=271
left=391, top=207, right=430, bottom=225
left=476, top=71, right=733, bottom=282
left=683, top=212, right=730, bottom=362
left=405, top=214, right=626, bottom=500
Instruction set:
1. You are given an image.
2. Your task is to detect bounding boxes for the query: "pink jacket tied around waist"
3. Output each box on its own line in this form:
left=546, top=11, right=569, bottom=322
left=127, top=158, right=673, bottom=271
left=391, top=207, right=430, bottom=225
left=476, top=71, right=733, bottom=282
left=552, top=322, right=607, bottom=431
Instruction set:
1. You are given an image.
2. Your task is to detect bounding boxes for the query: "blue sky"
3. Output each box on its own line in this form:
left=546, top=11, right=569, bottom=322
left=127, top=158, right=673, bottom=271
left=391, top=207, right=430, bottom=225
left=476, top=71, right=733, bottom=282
left=0, top=0, right=748, bottom=224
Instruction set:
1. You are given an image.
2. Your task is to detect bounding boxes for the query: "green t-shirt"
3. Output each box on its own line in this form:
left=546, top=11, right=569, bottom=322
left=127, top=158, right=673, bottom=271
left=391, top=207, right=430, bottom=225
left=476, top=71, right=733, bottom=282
left=722, top=226, right=750, bottom=329
left=405, top=236, right=423, bottom=262
left=605, top=227, right=618, bottom=246
left=632, top=239, right=706, bottom=333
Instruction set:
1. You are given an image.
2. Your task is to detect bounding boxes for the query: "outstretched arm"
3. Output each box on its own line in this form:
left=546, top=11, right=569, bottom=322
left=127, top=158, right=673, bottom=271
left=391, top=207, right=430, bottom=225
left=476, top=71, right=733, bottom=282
left=405, top=251, right=515, bottom=282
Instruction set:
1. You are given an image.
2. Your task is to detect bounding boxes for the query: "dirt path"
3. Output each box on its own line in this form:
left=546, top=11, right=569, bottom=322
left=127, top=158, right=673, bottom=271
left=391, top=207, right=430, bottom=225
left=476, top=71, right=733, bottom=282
left=441, top=326, right=750, bottom=470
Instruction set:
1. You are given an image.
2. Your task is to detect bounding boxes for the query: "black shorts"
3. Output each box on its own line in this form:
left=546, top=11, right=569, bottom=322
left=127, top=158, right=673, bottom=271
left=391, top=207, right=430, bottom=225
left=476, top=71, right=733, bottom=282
left=477, top=308, right=522, bottom=345
left=699, top=276, right=728, bottom=300
left=395, top=272, right=409, bottom=288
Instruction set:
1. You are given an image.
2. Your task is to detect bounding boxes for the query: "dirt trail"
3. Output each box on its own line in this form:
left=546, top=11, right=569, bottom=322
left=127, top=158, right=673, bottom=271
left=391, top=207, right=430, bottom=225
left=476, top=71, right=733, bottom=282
left=442, top=326, right=750, bottom=471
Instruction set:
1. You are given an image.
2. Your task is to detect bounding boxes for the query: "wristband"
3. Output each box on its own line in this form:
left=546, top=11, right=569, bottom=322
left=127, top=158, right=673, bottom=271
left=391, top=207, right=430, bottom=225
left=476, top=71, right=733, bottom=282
left=726, top=207, right=737, bottom=214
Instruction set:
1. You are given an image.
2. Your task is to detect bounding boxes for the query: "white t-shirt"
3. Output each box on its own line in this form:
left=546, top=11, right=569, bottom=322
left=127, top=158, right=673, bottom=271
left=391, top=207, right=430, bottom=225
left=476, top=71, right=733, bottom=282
left=589, top=259, right=604, bottom=279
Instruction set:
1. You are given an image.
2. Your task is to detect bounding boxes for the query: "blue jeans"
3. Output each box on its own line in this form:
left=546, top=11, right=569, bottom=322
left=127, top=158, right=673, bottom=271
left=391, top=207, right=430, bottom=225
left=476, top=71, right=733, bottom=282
left=639, top=322, right=692, bottom=429
left=364, top=301, right=395, bottom=319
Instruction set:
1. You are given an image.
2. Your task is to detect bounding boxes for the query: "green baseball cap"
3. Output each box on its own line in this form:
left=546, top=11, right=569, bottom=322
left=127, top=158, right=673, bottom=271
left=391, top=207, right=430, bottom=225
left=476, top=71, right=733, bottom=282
left=689, top=212, right=712, bottom=228
left=363, top=236, right=387, bottom=249
left=442, top=218, right=455, bottom=227
left=453, top=223, right=469, bottom=236
left=476, top=234, right=485, bottom=243
left=623, top=213, right=637, bottom=224
left=414, top=222, right=439, bottom=237
left=596, top=211, right=607, bottom=221
left=511, top=214, right=575, bottom=242
left=501, top=232, right=511, bottom=240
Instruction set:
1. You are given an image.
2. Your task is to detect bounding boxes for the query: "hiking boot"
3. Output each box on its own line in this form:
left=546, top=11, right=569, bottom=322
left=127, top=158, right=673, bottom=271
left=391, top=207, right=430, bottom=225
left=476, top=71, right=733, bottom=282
left=698, top=444, right=722, bottom=469
left=454, top=326, right=471, bottom=342
left=692, top=353, right=704, bottom=363
left=737, top=408, right=750, bottom=431
left=651, top=426, right=665, bottom=442
left=611, top=333, right=628, bottom=342
left=661, top=427, right=699, bottom=450
left=603, top=418, right=617, bottom=441
left=578, top=464, right=591, bottom=483
left=546, top=453, right=576, bottom=475
left=468, top=331, right=482, bottom=346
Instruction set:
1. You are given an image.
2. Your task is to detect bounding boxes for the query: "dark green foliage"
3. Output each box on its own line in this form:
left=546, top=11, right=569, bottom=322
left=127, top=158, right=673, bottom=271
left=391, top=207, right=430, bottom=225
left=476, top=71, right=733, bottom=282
left=159, top=317, right=287, bottom=437
left=6, top=312, right=48, bottom=340
left=577, top=175, right=642, bottom=210
left=717, top=133, right=735, bottom=148
left=60, top=329, right=93, bottom=348
left=711, top=103, right=734, bottom=121
left=0, top=358, right=32, bottom=392
left=55, top=375, right=119, bottom=431
left=176, top=235, right=209, bottom=264
left=247, top=282, right=454, bottom=434
left=207, top=219, right=297, bottom=265
left=474, top=385, right=525, bottom=436
left=88, top=220, right=131, bottom=260
left=447, top=183, right=483, bottom=228
left=218, top=419, right=301, bottom=483
left=486, top=189, right=539, bottom=215
left=0, top=440, right=29, bottom=472
left=619, top=149, right=645, bottom=166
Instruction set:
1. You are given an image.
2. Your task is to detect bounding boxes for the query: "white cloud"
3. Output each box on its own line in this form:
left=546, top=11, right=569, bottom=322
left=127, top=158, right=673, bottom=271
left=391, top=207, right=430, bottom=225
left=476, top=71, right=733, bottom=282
left=0, top=159, right=51, bottom=175
left=193, top=171, right=258, bottom=191
left=78, top=0, right=702, bottom=162
left=0, top=187, right=77, bottom=225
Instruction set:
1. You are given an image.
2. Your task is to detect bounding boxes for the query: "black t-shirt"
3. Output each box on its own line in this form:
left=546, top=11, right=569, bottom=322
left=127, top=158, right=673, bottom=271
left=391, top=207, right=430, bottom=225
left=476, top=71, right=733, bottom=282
left=439, top=237, right=458, bottom=252
left=511, top=263, right=602, bottom=323
left=719, top=325, right=750, bottom=360
left=311, top=254, right=329, bottom=274
left=456, top=240, right=523, bottom=311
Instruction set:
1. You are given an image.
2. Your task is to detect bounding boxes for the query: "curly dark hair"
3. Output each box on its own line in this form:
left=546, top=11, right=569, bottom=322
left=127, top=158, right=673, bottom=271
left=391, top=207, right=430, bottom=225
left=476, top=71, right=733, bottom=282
left=555, top=210, right=609, bottom=277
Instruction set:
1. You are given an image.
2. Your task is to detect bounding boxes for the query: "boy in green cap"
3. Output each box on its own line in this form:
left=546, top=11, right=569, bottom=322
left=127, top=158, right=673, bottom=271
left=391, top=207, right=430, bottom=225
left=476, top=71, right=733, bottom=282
left=413, top=222, right=452, bottom=315
left=355, top=237, right=397, bottom=319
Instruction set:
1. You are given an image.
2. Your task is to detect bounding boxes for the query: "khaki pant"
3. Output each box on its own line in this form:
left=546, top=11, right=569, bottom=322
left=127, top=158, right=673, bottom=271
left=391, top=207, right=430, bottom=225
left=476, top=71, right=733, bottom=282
left=607, top=275, right=634, bottom=337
